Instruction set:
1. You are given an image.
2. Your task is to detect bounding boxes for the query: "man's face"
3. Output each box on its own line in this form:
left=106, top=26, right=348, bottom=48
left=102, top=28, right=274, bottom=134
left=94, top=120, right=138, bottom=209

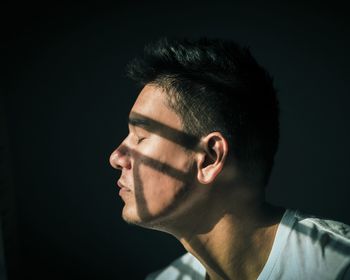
left=109, top=84, right=199, bottom=229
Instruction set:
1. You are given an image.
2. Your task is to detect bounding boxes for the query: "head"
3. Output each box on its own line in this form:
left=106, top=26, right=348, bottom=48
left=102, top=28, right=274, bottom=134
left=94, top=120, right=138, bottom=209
left=109, top=38, right=279, bottom=231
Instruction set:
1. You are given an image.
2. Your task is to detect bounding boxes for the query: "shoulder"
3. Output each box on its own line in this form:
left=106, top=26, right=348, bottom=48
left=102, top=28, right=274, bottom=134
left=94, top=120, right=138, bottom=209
left=260, top=209, right=350, bottom=280
left=145, top=253, right=206, bottom=280
left=277, top=209, right=350, bottom=279
left=292, top=210, right=350, bottom=246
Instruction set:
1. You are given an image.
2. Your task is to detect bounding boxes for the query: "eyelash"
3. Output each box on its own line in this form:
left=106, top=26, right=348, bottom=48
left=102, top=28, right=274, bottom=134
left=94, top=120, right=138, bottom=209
left=137, top=136, right=146, bottom=144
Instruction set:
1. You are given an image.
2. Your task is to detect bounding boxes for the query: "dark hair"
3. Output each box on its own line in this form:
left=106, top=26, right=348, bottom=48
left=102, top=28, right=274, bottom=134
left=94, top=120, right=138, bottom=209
left=126, top=38, right=279, bottom=187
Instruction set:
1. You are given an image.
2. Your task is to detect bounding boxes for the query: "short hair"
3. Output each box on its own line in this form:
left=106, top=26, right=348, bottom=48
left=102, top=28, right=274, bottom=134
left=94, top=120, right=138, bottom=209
left=126, top=37, right=279, bottom=187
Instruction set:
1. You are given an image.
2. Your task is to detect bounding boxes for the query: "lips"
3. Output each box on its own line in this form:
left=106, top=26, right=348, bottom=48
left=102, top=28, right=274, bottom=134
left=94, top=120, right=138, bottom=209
left=117, top=180, right=131, bottom=192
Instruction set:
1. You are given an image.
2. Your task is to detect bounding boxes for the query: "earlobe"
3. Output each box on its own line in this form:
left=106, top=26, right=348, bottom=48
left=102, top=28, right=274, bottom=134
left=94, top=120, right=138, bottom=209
left=196, top=133, right=229, bottom=185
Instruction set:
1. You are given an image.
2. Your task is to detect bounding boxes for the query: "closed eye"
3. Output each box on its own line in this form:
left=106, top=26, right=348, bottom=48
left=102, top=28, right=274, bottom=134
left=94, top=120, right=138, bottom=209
left=137, top=137, right=146, bottom=144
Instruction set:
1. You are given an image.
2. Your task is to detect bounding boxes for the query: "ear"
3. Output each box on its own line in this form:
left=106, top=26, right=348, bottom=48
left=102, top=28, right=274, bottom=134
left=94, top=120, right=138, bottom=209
left=196, top=132, right=229, bottom=184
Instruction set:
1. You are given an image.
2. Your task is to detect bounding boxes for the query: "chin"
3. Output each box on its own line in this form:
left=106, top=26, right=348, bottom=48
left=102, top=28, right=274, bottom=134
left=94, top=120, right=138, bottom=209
left=121, top=206, right=151, bottom=225
left=121, top=207, right=139, bottom=223
left=121, top=205, right=172, bottom=232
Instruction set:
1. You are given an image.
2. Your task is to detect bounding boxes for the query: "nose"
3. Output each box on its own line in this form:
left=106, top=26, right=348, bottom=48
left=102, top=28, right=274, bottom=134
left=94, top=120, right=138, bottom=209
left=109, top=143, right=132, bottom=170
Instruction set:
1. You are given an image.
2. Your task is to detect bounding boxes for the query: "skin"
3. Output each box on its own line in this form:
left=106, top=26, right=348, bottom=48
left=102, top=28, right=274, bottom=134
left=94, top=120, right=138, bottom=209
left=109, top=84, right=203, bottom=230
left=109, top=84, right=284, bottom=280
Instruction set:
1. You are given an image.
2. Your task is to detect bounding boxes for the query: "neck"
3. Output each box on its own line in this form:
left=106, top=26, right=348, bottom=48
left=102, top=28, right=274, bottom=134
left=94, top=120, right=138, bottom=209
left=173, top=190, right=284, bottom=280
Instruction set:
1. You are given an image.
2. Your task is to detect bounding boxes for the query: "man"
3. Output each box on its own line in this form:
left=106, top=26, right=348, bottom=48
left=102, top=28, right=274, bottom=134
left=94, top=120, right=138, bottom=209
left=109, top=38, right=350, bottom=280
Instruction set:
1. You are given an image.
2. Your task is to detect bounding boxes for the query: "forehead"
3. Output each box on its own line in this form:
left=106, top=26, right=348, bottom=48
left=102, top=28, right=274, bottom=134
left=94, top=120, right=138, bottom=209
left=130, top=84, right=182, bottom=130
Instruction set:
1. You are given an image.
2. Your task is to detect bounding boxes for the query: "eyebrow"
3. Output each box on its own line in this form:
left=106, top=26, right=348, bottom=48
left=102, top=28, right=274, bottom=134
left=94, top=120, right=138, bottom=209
left=128, top=116, right=153, bottom=129
left=127, top=111, right=200, bottom=150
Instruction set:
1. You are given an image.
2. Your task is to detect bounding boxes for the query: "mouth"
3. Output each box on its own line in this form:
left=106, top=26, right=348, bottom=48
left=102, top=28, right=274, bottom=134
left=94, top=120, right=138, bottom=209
left=117, top=180, right=131, bottom=193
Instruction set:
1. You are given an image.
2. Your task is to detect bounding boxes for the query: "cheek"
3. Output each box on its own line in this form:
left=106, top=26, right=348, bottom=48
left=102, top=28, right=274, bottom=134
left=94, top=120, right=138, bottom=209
left=130, top=139, right=196, bottom=213
left=135, top=161, right=191, bottom=215
left=134, top=140, right=194, bottom=184
left=139, top=163, right=184, bottom=198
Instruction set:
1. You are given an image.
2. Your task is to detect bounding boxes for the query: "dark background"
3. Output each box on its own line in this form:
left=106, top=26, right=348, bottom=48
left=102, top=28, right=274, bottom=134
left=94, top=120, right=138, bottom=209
left=2, top=0, right=350, bottom=279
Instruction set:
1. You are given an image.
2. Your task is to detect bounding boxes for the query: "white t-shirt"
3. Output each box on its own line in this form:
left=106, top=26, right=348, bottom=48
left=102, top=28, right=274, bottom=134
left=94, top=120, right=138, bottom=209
left=146, top=209, right=350, bottom=280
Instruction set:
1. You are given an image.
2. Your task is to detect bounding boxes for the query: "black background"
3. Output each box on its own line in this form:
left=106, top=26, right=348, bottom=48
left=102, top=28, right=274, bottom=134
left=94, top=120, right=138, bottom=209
left=2, top=0, right=350, bottom=279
